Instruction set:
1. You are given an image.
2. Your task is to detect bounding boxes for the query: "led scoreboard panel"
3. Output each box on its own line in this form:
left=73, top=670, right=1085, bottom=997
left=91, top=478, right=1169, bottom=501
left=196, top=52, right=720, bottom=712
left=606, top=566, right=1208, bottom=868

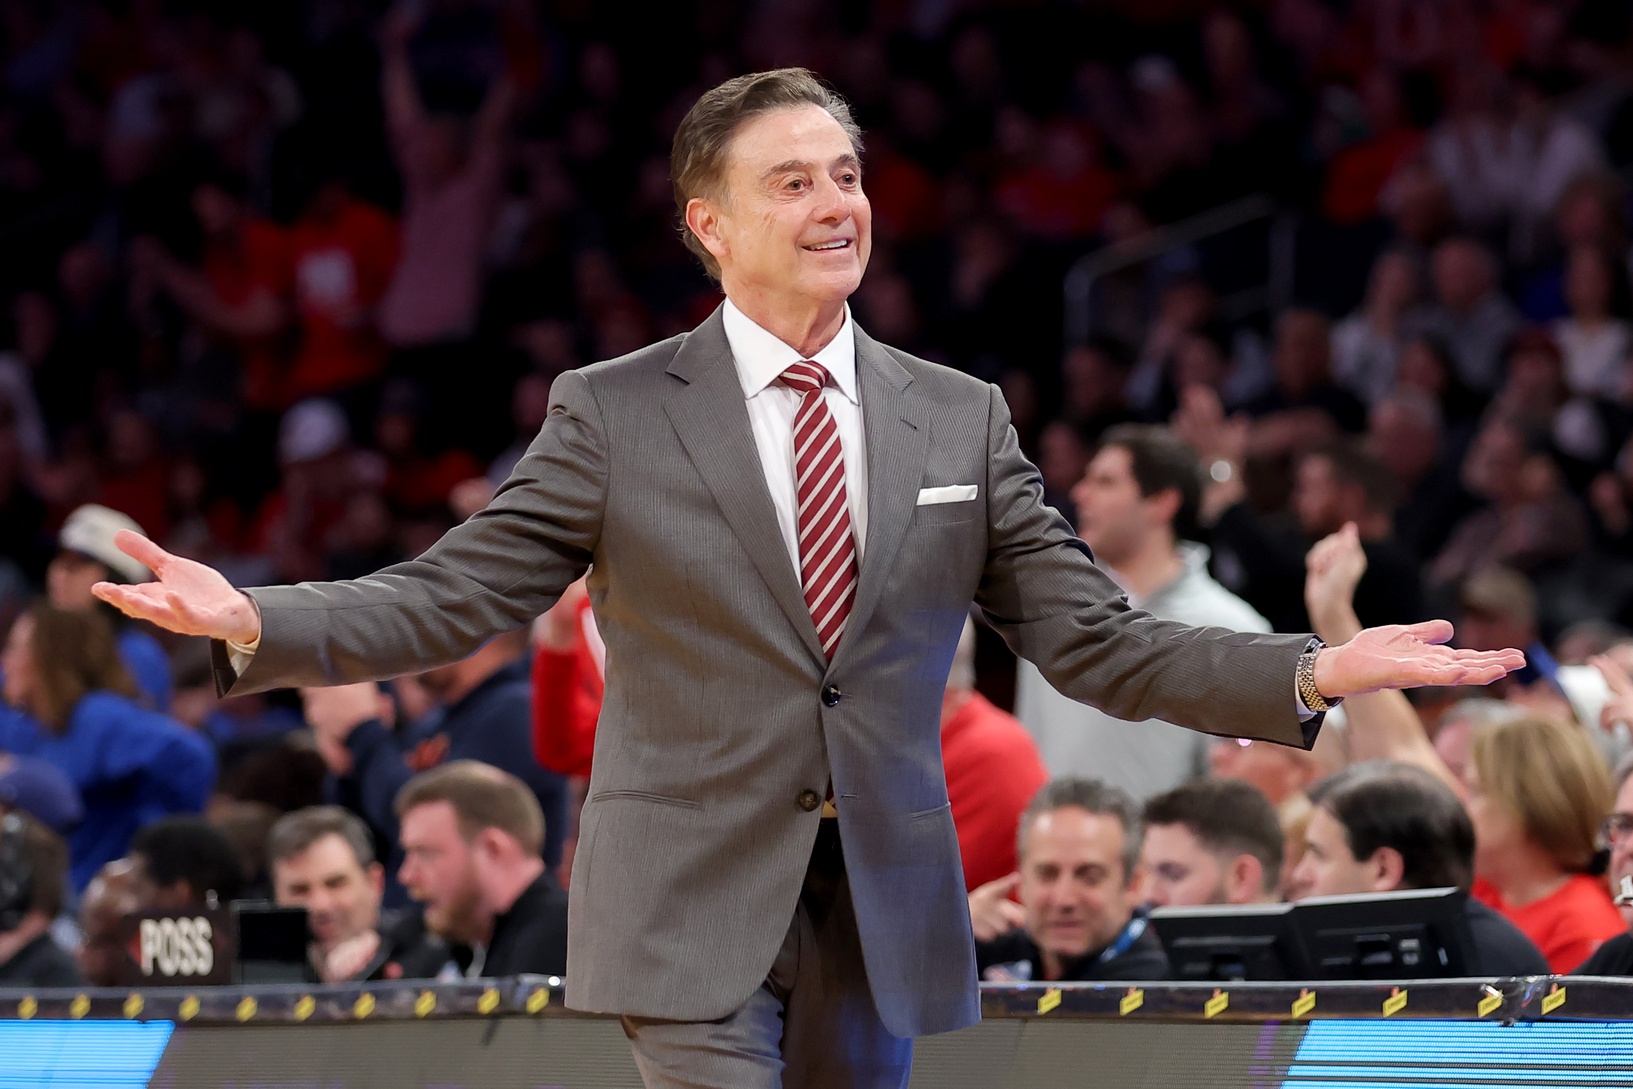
left=2, top=978, right=1630, bottom=1088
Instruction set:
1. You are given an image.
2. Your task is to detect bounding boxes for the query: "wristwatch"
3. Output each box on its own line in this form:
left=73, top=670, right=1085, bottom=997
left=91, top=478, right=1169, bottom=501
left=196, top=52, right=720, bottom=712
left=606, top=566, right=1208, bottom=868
left=1297, top=637, right=1340, bottom=714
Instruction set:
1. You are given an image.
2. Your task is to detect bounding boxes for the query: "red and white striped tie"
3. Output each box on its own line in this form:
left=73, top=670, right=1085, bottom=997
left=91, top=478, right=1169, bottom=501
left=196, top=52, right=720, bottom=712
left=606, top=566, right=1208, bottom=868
left=781, top=360, right=857, bottom=660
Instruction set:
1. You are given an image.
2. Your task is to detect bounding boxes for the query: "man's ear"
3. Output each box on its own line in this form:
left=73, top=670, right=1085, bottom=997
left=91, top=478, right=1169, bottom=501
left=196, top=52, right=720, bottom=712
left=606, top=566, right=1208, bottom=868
left=366, top=861, right=385, bottom=899
left=1124, top=860, right=1146, bottom=896
left=1145, top=486, right=1183, bottom=527
left=1365, top=846, right=1406, bottom=892
left=474, top=827, right=510, bottom=864
left=1225, top=853, right=1266, bottom=904
left=684, top=196, right=730, bottom=263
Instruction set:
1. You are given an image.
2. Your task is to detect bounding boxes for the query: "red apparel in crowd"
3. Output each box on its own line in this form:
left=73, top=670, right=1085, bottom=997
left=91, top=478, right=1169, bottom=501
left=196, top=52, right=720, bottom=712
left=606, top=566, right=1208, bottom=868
left=1472, top=874, right=1625, bottom=973
left=1321, top=127, right=1424, bottom=225
left=287, top=194, right=400, bottom=401
left=531, top=607, right=1048, bottom=891
left=938, top=690, right=1050, bottom=890
left=530, top=593, right=602, bottom=778
left=202, top=216, right=293, bottom=410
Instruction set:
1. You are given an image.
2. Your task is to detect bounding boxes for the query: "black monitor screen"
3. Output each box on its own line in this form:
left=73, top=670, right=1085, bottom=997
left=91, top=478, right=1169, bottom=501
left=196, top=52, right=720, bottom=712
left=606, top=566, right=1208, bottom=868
left=1293, top=887, right=1474, bottom=980
left=1148, top=901, right=1306, bottom=982
left=232, top=901, right=311, bottom=985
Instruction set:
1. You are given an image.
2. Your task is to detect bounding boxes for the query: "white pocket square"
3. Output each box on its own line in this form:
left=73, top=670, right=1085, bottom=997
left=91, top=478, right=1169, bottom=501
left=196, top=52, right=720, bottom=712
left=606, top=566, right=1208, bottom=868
left=916, top=484, right=978, bottom=506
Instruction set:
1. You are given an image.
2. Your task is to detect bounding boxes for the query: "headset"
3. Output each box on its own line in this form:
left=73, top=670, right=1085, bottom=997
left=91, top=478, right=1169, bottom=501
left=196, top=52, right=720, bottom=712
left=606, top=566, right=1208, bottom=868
left=0, top=813, right=33, bottom=933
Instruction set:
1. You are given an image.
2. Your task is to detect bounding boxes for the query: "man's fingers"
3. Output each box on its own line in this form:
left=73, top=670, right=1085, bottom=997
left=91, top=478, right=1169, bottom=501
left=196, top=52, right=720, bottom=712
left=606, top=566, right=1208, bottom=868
left=94, top=583, right=170, bottom=623
left=112, top=529, right=173, bottom=574
left=1400, top=619, right=1455, bottom=646
left=997, top=901, right=1025, bottom=928
left=1593, top=655, right=1633, bottom=699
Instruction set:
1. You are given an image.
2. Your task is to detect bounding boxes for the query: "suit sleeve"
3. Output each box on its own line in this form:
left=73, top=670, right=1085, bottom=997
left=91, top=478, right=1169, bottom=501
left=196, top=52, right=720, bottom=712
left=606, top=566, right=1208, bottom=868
left=973, top=384, right=1318, bottom=749
left=215, top=371, right=609, bottom=695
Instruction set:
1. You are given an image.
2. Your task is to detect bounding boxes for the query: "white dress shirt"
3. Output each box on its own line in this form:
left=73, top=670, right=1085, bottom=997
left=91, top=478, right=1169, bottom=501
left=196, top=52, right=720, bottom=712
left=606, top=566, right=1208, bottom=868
left=722, top=298, right=868, bottom=572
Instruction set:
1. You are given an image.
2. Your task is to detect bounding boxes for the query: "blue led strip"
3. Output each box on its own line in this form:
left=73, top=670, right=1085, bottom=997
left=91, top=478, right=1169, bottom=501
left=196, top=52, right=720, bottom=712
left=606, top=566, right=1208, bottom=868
left=0, top=1020, right=175, bottom=1089
left=1284, top=1020, right=1633, bottom=1088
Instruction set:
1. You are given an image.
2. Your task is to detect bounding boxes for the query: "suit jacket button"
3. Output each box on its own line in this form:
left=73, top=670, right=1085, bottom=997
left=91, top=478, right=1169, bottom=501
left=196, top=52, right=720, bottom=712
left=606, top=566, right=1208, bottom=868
left=797, top=790, right=821, bottom=812
left=821, top=684, right=842, bottom=707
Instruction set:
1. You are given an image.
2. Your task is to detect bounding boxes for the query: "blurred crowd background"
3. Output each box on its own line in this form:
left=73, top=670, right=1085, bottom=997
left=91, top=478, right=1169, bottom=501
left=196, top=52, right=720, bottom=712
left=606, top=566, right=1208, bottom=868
left=8, top=0, right=1633, bottom=994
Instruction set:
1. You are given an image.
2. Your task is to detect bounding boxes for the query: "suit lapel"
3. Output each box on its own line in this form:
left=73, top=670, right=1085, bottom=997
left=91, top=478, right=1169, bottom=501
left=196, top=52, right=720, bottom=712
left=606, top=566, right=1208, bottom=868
left=663, top=308, right=827, bottom=663
left=835, top=328, right=927, bottom=666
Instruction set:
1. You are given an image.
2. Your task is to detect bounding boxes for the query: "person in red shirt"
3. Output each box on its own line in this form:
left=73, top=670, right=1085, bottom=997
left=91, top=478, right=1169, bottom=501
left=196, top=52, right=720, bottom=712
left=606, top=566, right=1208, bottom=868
left=285, top=180, right=400, bottom=404
left=939, top=619, right=1051, bottom=890
left=531, top=605, right=1046, bottom=891
left=130, top=171, right=293, bottom=412
left=1465, top=714, right=1624, bottom=972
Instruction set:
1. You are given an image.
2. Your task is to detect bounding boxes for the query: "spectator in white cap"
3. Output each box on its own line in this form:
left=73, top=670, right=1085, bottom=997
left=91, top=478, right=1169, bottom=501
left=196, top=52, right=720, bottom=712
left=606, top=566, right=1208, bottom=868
left=49, top=504, right=173, bottom=712
left=252, top=398, right=364, bottom=584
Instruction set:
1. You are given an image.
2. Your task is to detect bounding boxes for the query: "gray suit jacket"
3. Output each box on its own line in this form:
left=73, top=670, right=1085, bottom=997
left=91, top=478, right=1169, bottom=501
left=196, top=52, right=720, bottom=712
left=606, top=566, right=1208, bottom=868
left=219, top=307, right=1315, bottom=1037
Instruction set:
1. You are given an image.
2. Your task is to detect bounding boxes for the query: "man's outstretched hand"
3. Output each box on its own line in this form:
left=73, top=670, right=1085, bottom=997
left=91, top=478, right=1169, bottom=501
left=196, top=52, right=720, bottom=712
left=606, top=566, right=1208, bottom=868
left=1312, top=619, right=1525, bottom=699
left=91, top=530, right=261, bottom=644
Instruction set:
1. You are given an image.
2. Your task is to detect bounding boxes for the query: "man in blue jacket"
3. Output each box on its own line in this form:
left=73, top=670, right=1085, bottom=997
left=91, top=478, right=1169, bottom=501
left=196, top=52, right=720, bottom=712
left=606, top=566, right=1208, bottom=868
left=302, top=628, right=568, bottom=880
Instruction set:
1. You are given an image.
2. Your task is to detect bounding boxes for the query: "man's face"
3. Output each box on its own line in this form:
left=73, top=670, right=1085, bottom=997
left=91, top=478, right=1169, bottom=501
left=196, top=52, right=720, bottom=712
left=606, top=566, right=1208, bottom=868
left=398, top=801, right=485, bottom=944
left=1141, top=823, right=1229, bottom=908
left=1070, top=446, right=1156, bottom=567
left=1606, top=776, right=1633, bottom=926
left=694, top=105, right=872, bottom=312
left=47, top=552, right=105, bottom=611
left=1018, top=807, right=1137, bottom=962
left=0, top=614, right=34, bottom=710
left=272, top=833, right=384, bottom=953
left=1289, top=807, right=1393, bottom=899
left=1292, top=455, right=1342, bottom=538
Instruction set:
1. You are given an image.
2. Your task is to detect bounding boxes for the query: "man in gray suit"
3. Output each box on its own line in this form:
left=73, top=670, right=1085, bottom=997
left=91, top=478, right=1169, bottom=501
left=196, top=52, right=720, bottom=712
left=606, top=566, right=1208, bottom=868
left=98, top=69, right=1523, bottom=1089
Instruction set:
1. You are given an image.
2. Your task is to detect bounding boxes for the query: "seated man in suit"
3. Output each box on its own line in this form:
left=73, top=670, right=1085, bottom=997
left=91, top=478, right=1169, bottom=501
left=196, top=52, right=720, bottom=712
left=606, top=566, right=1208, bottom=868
left=1288, top=761, right=1549, bottom=976
left=1141, top=777, right=1283, bottom=908
left=396, top=761, right=567, bottom=978
left=969, top=778, right=1169, bottom=981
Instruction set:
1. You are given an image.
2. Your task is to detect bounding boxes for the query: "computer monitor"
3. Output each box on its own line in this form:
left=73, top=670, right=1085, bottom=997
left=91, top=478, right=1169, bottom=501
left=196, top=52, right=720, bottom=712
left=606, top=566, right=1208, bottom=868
left=232, top=901, right=311, bottom=985
left=1148, top=902, right=1308, bottom=982
left=1291, top=887, right=1474, bottom=980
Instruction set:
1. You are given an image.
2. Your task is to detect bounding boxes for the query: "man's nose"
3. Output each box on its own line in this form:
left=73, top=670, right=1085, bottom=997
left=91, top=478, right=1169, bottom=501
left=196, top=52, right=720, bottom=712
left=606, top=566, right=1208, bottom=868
left=810, top=175, right=848, bottom=221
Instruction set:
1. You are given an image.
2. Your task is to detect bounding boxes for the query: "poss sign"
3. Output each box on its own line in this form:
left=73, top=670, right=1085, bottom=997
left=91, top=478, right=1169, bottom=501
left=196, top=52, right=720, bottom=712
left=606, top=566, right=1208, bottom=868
left=115, top=907, right=234, bottom=987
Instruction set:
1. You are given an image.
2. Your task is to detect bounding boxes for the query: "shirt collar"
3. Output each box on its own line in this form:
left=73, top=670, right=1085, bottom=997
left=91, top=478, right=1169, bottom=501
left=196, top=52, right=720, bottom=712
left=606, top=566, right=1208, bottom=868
left=721, top=298, right=859, bottom=405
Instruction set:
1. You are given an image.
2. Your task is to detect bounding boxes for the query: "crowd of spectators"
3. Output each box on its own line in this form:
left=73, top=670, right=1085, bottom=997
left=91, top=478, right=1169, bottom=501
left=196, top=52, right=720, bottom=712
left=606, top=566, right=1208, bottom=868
left=9, top=0, right=1633, bottom=998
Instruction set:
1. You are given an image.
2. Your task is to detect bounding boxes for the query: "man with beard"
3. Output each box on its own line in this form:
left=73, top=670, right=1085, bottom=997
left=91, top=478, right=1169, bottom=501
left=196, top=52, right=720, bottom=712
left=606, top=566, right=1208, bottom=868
left=395, top=761, right=566, bottom=977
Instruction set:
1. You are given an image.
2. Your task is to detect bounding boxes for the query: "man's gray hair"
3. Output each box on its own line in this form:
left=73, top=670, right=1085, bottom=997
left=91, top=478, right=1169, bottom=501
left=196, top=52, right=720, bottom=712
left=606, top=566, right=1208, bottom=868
left=670, top=68, right=863, bottom=281
left=266, top=805, right=377, bottom=870
left=1017, top=777, right=1143, bottom=881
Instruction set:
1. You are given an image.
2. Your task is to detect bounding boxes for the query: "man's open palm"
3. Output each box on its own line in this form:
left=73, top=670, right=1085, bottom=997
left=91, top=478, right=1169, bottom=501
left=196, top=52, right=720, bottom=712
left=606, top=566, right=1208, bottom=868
left=91, top=530, right=261, bottom=644
left=1314, top=619, right=1526, bottom=698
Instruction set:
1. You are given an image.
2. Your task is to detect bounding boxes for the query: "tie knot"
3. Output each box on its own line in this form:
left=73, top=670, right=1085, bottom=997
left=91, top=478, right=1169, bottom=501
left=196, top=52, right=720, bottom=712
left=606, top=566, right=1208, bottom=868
left=779, top=360, right=829, bottom=394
